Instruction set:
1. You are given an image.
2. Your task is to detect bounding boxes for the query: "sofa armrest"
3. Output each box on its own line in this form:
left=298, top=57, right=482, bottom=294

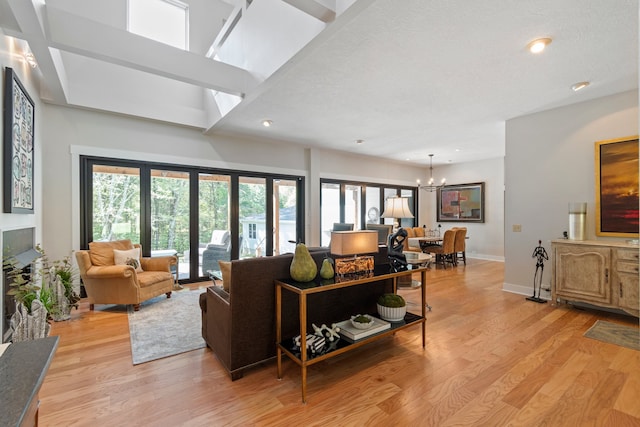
left=202, top=286, right=232, bottom=372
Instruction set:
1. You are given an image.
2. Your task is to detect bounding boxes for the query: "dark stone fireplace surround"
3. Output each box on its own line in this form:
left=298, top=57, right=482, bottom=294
left=2, top=227, right=39, bottom=343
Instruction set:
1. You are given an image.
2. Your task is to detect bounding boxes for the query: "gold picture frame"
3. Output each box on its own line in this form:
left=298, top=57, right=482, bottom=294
left=595, top=135, right=639, bottom=237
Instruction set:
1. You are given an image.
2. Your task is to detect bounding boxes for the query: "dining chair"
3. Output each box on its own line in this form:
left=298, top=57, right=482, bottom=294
left=426, top=229, right=456, bottom=268
left=453, top=227, right=467, bottom=265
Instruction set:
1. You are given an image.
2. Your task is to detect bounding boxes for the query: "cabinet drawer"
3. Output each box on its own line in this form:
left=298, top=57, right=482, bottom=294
left=616, top=249, right=639, bottom=262
left=617, top=261, right=639, bottom=274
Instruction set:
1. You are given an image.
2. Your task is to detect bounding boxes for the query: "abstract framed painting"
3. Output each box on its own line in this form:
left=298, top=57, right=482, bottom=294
left=437, top=182, right=485, bottom=223
left=595, top=136, right=639, bottom=237
left=3, top=67, right=34, bottom=214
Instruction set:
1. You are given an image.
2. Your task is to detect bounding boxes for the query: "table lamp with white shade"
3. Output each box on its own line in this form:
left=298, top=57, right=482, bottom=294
left=380, top=196, right=414, bottom=230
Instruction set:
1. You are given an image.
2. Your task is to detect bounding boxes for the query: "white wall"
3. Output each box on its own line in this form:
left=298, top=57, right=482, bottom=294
left=422, top=157, right=505, bottom=261
left=41, top=104, right=425, bottom=257
left=504, top=90, right=638, bottom=297
left=0, top=33, right=44, bottom=338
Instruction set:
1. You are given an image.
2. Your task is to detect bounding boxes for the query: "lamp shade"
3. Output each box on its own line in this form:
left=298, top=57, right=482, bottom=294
left=330, top=231, right=379, bottom=256
left=380, top=197, right=414, bottom=219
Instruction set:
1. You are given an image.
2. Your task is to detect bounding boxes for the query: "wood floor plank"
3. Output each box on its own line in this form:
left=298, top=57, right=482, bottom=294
left=35, top=259, right=640, bottom=426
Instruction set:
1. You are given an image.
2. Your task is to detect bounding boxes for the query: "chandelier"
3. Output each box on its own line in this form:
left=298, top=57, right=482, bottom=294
left=419, top=154, right=446, bottom=192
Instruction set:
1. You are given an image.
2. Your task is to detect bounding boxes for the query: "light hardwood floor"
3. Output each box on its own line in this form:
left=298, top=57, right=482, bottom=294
left=39, top=259, right=640, bottom=426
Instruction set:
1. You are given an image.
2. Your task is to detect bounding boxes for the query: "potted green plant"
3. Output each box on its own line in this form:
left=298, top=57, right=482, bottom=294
left=37, top=246, right=80, bottom=321
left=3, top=257, right=52, bottom=341
left=376, top=293, right=407, bottom=322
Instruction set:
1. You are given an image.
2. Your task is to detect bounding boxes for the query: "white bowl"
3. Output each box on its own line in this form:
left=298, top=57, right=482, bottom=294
left=376, top=304, right=407, bottom=322
left=350, top=314, right=375, bottom=329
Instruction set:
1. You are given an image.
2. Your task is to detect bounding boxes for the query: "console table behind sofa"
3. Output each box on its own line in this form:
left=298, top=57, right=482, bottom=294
left=199, top=246, right=390, bottom=380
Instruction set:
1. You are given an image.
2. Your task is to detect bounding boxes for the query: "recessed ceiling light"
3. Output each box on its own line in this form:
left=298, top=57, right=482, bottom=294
left=261, top=119, right=273, bottom=127
left=571, top=81, right=590, bottom=92
left=527, top=38, right=552, bottom=54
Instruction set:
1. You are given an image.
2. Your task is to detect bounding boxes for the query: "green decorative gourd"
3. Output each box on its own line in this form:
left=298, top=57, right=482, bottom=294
left=319, top=258, right=334, bottom=279
left=290, top=243, right=318, bottom=282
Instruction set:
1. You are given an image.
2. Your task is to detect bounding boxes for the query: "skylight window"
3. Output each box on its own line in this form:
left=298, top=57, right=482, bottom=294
left=128, top=0, right=189, bottom=50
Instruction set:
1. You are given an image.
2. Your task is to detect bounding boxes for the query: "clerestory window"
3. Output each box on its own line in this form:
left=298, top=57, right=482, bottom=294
left=128, top=0, right=189, bottom=50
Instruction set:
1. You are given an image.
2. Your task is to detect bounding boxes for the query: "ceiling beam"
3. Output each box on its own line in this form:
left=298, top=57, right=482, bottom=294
left=281, top=0, right=336, bottom=23
left=6, top=0, right=68, bottom=103
left=45, top=6, right=261, bottom=97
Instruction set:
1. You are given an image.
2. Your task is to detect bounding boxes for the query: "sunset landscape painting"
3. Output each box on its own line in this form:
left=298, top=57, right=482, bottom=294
left=595, top=136, right=639, bottom=237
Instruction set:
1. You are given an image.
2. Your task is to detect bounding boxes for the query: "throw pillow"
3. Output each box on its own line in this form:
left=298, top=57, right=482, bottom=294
left=113, top=247, right=143, bottom=273
left=89, top=239, right=134, bottom=266
left=219, top=261, right=232, bottom=293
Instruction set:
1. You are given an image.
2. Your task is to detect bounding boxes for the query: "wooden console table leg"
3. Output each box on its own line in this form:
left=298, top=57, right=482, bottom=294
left=300, top=294, right=308, bottom=403
left=421, top=269, right=427, bottom=348
left=276, top=285, right=282, bottom=379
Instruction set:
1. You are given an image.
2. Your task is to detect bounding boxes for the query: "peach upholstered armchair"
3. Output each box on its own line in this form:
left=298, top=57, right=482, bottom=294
left=75, top=239, right=177, bottom=311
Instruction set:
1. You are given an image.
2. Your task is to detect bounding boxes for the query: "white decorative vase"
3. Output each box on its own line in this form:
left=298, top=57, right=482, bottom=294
left=51, top=275, right=71, bottom=321
left=376, top=303, right=407, bottom=322
left=10, top=300, right=50, bottom=342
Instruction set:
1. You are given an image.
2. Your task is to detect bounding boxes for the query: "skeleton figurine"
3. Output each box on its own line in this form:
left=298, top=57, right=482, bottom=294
left=527, top=240, right=548, bottom=303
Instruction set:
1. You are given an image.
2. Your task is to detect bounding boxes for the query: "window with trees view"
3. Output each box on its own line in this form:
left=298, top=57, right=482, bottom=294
left=80, top=157, right=304, bottom=282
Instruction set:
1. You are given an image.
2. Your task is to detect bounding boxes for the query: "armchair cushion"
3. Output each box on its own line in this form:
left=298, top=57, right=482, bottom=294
left=211, top=230, right=230, bottom=246
left=89, top=239, right=134, bottom=266
left=113, top=247, right=143, bottom=273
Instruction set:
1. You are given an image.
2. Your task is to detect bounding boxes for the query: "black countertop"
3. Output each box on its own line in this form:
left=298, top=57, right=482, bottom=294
left=0, top=336, right=59, bottom=427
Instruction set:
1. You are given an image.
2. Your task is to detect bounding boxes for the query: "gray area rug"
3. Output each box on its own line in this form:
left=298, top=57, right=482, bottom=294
left=584, top=320, right=640, bottom=351
left=128, top=289, right=205, bottom=364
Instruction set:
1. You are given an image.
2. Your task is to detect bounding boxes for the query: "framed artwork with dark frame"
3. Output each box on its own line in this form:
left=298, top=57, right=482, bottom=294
left=595, top=135, right=639, bottom=237
left=437, top=182, right=485, bottom=223
left=3, top=67, right=35, bottom=214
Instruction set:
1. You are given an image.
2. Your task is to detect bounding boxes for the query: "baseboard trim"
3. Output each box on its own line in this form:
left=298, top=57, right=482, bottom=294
left=467, top=254, right=505, bottom=262
left=503, top=282, right=551, bottom=300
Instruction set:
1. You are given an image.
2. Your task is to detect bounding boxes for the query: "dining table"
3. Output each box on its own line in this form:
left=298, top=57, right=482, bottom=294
left=407, top=236, right=442, bottom=251
left=408, top=235, right=469, bottom=253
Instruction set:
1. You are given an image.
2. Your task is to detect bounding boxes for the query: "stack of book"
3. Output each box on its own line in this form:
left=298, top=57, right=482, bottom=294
left=336, top=316, right=390, bottom=342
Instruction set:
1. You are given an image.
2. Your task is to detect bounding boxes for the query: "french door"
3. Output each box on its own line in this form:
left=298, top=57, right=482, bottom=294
left=80, top=156, right=304, bottom=282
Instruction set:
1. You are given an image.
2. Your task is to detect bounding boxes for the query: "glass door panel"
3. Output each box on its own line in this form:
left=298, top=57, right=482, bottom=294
left=199, top=173, right=230, bottom=277
left=345, top=184, right=362, bottom=230
left=91, top=165, right=140, bottom=242
left=150, top=169, right=189, bottom=280
left=274, top=179, right=297, bottom=255
left=320, top=182, right=340, bottom=247
left=365, top=186, right=381, bottom=225
left=239, top=176, right=266, bottom=259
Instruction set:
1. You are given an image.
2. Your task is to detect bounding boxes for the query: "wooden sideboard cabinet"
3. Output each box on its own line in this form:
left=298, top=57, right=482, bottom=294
left=551, top=239, right=639, bottom=317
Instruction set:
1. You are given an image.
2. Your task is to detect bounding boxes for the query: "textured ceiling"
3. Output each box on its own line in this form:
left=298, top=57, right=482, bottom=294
left=215, top=0, right=638, bottom=165
left=1, top=0, right=637, bottom=167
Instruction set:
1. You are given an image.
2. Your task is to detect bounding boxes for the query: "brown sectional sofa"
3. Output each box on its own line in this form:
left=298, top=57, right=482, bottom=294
left=199, top=246, right=391, bottom=380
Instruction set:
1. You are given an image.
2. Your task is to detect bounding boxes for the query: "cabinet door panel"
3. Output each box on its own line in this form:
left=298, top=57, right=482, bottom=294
left=555, top=246, right=610, bottom=304
left=618, top=272, right=639, bottom=313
